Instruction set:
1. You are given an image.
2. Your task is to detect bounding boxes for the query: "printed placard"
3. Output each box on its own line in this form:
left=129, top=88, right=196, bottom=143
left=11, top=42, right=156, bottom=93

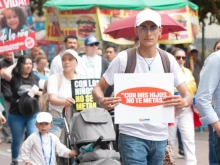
left=71, top=79, right=99, bottom=111
left=114, top=73, right=174, bottom=124
left=0, top=0, right=36, bottom=53
left=0, top=0, right=29, bottom=8
left=117, top=87, right=170, bottom=107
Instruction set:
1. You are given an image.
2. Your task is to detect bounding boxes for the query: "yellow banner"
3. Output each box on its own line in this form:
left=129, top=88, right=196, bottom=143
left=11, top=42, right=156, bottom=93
left=189, top=7, right=200, bottom=40
left=158, top=6, right=198, bottom=44
left=45, top=7, right=101, bottom=45
left=97, top=6, right=198, bottom=45
left=45, top=6, right=199, bottom=45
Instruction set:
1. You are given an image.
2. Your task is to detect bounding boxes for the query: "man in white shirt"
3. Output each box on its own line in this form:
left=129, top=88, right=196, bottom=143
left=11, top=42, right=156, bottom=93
left=50, top=34, right=78, bottom=74
left=105, top=43, right=118, bottom=62
left=82, top=35, right=109, bottom=79
left=92, top=9, right=193, bottom=165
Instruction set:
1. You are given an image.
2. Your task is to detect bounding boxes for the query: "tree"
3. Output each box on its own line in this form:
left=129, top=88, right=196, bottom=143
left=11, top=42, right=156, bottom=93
left=30, top=0, right=48, bottom=16
left=190, top=0, right=220, bottom=64
left=211, top=0, right=220, bottom=23
left=191, top=0, right=220, bottom=24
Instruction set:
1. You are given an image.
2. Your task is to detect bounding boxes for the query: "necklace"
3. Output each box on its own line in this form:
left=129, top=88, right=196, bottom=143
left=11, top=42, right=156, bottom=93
left=39, top=132, right=52, bottom=165
left=138, top=48, right=156, bottom=71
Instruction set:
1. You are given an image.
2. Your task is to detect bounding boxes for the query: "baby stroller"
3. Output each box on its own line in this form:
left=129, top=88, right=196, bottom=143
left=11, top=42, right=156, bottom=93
left=67, top=107, right=121, bottom=165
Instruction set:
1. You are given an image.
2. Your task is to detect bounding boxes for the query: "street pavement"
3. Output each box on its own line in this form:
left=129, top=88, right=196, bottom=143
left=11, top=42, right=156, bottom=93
left=0, top=131, right=209, bottom=165
left=175, top=132, right=209, bottom=165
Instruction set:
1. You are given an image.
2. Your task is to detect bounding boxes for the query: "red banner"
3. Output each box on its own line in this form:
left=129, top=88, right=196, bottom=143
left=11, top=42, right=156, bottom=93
left=0, top=0, right=29, bottom=9
left=0, top=32, right=36, bottom=53
left=0, top=0, right=36, bottom=53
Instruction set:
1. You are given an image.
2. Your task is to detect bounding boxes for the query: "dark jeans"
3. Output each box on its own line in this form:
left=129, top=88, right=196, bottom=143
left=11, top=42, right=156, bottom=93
left=8, top=112, right=38, bottom=160
left=209, top=124, right=218, bottom=165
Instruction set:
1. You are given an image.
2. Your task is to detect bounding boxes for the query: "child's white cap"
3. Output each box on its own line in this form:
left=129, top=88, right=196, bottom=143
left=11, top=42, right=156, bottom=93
left=36, top=112, right=52, bottom=123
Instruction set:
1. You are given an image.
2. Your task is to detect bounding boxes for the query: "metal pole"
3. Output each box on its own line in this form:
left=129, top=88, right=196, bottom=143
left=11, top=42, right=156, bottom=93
left=12, top=52, right=15, bottom=64
left=201, top=21, right=205, bottom=65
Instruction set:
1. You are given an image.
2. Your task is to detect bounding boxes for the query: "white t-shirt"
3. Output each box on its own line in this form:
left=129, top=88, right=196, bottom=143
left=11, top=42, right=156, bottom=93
left=21, top=132, right=71, bottom=165
left=103, top=49, right=185, bottom=141
left=82, top=55, right=102, bottom=79
left=50, top=54, right=63, bottom=75
left=47, top=72, right=81, bottom=113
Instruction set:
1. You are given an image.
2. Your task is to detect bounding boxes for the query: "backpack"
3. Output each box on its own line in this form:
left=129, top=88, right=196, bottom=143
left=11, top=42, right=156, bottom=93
left=1, top=82, right=13, bottom=102
left=101, top=57, right=109, bottom=77
left=101, top=57, right=113, bottom=97
left=38, top=74, right=62, bottom=112
left=125, top=47, right=170, bottom=73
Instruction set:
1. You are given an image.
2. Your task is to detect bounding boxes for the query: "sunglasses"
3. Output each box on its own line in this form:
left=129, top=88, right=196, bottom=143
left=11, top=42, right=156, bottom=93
left=87, top=43, right=99, bottom=47
left=175, top=56, right=186, bottom=60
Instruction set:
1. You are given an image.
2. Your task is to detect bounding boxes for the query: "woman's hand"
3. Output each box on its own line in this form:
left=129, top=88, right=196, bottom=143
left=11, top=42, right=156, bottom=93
left=0, top=68, right=5, bottom=77
left=34, top=90, right=42, bottom=96
left=0, top=113, right=6, bottom=124
left=64, top=97, right=75, bottom=107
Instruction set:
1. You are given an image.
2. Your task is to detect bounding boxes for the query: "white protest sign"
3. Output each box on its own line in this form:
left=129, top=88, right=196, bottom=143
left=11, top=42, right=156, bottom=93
left=114, top=73, right=174, bottom=124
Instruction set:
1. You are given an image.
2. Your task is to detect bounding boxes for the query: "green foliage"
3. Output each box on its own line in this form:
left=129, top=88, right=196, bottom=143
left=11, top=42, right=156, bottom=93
left=190, top=0, right=220, bottom=24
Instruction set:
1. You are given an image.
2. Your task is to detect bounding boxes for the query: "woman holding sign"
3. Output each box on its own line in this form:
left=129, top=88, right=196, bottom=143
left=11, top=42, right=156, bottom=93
left=169, top=48, right=197, bottom=165
left=47, top=49, right=83, bottom=138
left=2, top=55, right=41, bottom=165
